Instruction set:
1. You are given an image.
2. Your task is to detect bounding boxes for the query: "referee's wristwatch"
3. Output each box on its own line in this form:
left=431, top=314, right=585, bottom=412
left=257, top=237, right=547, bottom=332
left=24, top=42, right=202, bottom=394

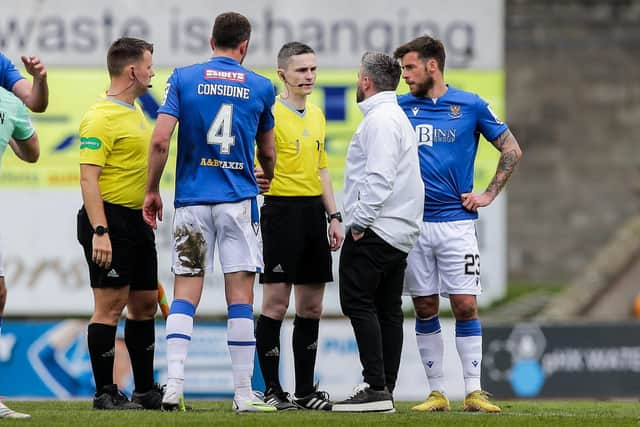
left=94, top=225, right=109, bottom=236
left=327, top=212, right=343, bottom=223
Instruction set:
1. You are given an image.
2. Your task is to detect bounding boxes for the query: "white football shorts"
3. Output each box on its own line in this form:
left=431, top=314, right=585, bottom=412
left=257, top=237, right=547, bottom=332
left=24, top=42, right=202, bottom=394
left=404, top=220, right=482, bottom=298
left=172, top=199, right=263, bottom=276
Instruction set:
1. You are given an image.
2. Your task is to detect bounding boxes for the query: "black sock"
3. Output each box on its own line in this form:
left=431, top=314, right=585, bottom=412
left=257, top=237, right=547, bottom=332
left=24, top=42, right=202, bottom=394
left=88, top=323, right=117, bottom=394
left=125, top=318, right=156, bottom=393
left=292, top=315, right=319, bottom=397
left=255, top=315, right=283, bottom=393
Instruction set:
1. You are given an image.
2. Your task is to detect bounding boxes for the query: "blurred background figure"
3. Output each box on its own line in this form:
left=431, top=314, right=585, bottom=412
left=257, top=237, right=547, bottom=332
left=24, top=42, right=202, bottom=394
left=0, top=48, right=45, bottom=419
left=0, top=51, right=48, bottom=112
left=0, top=86, right=40, bottom=420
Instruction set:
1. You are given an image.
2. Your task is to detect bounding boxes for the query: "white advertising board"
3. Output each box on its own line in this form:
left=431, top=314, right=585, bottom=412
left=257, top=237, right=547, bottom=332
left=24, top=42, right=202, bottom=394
left=2, top=0, right=503, bottom=69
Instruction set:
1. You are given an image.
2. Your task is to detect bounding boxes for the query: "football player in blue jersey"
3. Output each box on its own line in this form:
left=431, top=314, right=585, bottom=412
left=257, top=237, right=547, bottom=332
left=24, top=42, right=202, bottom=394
left=143, top=12, right=277, bottom=413
left=394, top=36, right=522, bottom=413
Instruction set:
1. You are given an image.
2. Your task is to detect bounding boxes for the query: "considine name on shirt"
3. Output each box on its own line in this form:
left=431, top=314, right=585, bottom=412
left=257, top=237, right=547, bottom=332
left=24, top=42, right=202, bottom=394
left=197, top=83, right=250, bottom=99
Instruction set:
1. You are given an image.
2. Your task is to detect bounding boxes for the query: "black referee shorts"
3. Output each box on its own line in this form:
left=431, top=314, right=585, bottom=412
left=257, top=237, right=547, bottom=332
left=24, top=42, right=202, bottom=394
left=77, top=201, right=158, bottom=290
left=259, top=195, right=333, bottom=285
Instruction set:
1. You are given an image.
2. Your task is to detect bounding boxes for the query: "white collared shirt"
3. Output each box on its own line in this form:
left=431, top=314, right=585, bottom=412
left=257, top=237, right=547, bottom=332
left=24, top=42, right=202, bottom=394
left=343, top=91, right=424, bottom=253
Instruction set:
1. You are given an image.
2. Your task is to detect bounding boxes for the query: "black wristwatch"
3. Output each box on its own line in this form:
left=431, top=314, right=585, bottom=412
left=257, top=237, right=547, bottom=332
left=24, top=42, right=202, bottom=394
left=327, top=212, right=343, bottom=223
left=94, top=225, right=109, bottom=236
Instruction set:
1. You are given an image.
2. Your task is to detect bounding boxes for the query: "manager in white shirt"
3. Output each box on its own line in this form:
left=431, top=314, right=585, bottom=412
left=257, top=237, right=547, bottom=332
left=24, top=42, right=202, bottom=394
left=333, top=51, right=424, bottom=413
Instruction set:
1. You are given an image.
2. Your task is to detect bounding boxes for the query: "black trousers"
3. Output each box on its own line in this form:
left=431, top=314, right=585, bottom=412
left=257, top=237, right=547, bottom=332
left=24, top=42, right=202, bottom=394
left=339, top=228, right=408, bottom=392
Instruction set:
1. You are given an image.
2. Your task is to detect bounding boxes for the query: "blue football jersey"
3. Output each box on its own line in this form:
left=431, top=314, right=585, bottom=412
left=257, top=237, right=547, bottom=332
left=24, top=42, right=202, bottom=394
left=398, top=85, right=508, bottom=222
left=159, top=56, right=275, bottom=207
left=0, top=52, right=24, bottom=92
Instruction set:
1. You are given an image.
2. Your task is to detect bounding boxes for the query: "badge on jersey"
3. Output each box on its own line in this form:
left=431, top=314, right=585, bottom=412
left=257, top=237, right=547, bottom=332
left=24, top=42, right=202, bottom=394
left=449, top=105, right=462, bottom=119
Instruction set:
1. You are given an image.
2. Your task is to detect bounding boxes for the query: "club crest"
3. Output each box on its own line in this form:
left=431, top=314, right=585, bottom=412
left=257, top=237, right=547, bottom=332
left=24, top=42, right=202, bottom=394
left=449, top=105, right=462, bottom=119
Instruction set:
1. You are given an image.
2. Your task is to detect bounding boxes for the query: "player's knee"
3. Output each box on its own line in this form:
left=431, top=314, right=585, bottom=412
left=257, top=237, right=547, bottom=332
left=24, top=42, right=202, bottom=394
left=0, top=279, right=7, bottom=310
left=262, top=284, right=292, bottom=316
left=415, top=307, right=437, bottom=319
left=413, top=296, right=438, bottom=319
left=297, top=303, right=322, bottom=319
left=129, top=299, right=158, bottom=320
left=451, top=297, right=477, bottom=320
left=262, top=300, right=289, bottom=320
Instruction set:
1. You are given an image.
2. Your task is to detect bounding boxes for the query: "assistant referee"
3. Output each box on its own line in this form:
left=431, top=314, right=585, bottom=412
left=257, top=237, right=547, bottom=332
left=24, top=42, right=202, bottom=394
left=77, top=37, right=162, bottom=411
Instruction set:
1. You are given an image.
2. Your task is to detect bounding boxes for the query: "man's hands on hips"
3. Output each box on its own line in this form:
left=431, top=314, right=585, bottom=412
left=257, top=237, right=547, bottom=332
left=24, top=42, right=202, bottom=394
left=461, top=191, right=494, bottom=212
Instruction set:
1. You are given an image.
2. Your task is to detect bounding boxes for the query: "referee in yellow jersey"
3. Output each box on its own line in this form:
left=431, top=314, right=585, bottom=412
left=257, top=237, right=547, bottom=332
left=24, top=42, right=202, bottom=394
left=77, top=37, right=162, bottom=410
left=256, top=42, right=344, bottom=411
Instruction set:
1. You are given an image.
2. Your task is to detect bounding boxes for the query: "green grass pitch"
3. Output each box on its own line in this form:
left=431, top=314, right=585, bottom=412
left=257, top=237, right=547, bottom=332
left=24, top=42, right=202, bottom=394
left=3, top=400, right=640, bottom=426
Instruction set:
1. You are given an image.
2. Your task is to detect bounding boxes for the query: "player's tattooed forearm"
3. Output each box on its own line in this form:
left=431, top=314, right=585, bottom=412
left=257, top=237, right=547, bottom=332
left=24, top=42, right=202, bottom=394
left=492, top=129, right=512, bottom=150
left=486, top=149, right=519, bottom=196
left=498, top=150, right=519, bottom=173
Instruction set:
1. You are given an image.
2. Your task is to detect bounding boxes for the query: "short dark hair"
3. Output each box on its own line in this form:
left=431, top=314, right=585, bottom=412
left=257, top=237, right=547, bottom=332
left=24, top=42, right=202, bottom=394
left=277, top=42, right=315, bottom=69
left=360, top=51, right=401, bottom=92
left=394, top=35, right=446, bottom=73
left=212, top=12, right=252, bottom=49
left=107, top=37, right=153, bottom=77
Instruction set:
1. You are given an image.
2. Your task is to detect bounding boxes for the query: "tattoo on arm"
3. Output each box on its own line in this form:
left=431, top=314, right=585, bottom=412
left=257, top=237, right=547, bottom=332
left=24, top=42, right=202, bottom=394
left=485, top=131, right=522, bottom=197
left=491, top=129, right=511, bottom=151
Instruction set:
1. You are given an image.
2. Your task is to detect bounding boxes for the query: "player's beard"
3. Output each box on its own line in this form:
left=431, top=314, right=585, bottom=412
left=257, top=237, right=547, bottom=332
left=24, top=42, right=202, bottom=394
left=411, top=73, right=434, bottom=97
left=356, top=84, right=365, bottom=103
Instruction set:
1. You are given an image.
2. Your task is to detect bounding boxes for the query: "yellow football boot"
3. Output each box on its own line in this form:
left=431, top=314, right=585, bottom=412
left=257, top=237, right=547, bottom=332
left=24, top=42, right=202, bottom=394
left=411, top=390, right=450, bottom=412
left=462, top=390, right=501, bottom=413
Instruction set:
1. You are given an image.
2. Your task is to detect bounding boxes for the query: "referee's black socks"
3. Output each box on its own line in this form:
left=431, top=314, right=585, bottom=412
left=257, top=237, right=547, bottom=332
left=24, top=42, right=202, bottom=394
left=125, top=318, right=156, bottom=393
left=293, top=315, right=319, bottom=397
left=88, top=323, right=117, bottom=394
left=256, top=315, right=283, bottom=393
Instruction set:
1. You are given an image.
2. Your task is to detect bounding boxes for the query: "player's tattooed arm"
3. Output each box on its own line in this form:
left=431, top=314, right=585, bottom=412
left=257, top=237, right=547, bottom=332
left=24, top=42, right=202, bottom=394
left=485, top=129, right=523, bottom=198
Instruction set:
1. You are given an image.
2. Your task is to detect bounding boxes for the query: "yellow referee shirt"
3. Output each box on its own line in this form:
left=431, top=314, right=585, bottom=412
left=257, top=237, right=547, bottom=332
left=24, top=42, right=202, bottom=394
left=266, top=97, right=328, bottom=196
left=79, top=97, right=152, bottom=209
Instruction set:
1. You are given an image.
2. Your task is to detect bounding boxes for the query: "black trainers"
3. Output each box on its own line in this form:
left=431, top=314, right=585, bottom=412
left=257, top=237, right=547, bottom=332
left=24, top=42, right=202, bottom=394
left=292, top=388, right=332, bottom=411
left=93, top=384, right=143, bottom=410
left=263, top=389, right=297, bottom=411
left=132, top=383, right=165, bottom=410
left=331, top=383, right=394, bottom=413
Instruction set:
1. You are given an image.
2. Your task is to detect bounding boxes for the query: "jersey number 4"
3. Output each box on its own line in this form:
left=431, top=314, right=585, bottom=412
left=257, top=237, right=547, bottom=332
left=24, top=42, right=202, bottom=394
left=207, top=103, right=235, bottom=154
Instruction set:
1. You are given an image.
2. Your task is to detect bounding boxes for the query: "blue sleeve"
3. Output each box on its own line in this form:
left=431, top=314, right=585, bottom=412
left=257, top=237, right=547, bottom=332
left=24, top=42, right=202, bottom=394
left=0, top=53, right=25, bottom=91
left=475, top=95, right=508, bottom=142
left=157, top=68, right=180, bottom=119
left=257, top=82, right=275, bottom=133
